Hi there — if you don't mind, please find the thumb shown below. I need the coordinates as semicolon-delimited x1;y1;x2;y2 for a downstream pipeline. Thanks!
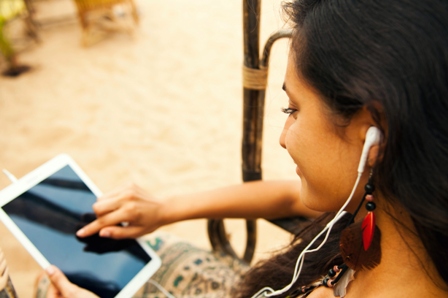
45;265;77;297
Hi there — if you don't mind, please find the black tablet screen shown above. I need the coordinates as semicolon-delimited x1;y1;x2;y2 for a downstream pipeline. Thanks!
2;165;151;298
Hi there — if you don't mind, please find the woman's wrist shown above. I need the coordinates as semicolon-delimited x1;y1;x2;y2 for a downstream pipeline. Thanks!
158;195;188;226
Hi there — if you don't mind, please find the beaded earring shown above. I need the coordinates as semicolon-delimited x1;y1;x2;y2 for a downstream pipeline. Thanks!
339;179;382;271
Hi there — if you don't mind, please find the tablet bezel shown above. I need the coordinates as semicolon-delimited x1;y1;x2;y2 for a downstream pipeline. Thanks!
0;154;161;298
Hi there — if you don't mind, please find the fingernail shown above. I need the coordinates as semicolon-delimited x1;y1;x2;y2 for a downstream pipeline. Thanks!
76;229;85;237
99;230;111;238
46;266;55;276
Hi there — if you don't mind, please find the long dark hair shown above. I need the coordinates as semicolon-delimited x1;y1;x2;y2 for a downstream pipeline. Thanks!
236;0;448;296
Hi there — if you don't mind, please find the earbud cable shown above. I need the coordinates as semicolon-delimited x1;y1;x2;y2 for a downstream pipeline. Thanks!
251;173;363;298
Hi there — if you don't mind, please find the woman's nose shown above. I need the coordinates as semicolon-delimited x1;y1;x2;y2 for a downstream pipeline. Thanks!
279;118;292;149
279;128;287;149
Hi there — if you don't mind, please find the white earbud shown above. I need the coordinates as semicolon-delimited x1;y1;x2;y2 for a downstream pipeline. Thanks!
357;126;381;174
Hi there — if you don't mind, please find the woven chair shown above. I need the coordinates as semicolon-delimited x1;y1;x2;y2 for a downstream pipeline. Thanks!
207;0;312;264
72;0;139;46
0;0;37;76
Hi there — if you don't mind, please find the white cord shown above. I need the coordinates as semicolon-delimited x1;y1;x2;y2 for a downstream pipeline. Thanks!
147;279;177;298
2;169;18;183
251;173;363;298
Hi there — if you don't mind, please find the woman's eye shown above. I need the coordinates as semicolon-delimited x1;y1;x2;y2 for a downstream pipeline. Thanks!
281;107;298;116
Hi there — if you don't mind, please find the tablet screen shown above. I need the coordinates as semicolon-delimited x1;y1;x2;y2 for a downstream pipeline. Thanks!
2;164;152;298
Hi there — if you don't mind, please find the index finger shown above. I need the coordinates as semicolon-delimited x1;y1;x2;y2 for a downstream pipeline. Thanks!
76;207;129;237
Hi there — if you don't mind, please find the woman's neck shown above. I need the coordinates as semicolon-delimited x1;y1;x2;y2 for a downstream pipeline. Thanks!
346;201;447;297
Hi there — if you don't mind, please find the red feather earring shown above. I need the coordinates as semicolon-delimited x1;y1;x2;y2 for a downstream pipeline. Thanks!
340;180;382;271
362;194;376;251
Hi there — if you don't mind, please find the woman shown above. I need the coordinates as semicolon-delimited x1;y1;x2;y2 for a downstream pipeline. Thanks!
40;0;448;297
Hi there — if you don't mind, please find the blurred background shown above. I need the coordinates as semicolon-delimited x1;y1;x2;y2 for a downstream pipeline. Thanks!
0;0;297;296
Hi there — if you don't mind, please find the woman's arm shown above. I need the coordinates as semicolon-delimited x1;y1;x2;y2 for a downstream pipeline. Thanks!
77;180;321;239
164;179;319;221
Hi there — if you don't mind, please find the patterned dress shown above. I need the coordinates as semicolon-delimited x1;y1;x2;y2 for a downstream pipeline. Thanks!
137;232;249;297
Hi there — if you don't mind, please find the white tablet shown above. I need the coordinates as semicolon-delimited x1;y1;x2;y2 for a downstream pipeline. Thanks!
0;154;161;298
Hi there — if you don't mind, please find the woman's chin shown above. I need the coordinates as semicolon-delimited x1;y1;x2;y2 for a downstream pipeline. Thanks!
301;193;340;213
295;165;303;176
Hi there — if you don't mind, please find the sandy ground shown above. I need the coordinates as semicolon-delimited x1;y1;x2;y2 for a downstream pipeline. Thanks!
0;0;298;296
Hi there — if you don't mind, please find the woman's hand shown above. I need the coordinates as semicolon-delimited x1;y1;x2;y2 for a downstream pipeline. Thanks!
44;266;98;298
76;183;167;239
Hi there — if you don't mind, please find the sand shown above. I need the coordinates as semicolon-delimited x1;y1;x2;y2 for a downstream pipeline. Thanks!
0;0;298;296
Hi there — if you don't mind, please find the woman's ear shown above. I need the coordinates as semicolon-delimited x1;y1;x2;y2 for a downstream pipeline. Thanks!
355;104;386;170
365;102;386;167
357;126;382;174
367;144;381;167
